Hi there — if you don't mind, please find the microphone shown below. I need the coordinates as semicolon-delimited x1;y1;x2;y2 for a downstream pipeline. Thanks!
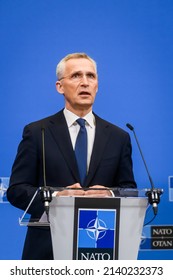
40;127;52;220
126;123;163;215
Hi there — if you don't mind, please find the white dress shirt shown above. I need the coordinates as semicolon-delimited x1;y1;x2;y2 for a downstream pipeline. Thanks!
63;108;96;171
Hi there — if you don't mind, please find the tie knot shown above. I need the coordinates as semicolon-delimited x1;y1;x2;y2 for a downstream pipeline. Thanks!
76;118;86;128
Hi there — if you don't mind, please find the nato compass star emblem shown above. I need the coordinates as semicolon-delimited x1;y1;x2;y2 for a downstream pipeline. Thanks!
86;217;108;242
78;209;116;250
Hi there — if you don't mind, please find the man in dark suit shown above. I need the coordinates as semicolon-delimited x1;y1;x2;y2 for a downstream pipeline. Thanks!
7;52;136;260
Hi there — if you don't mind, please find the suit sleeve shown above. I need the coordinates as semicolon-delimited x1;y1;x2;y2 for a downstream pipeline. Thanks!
7;125;44;217
116;133;137;188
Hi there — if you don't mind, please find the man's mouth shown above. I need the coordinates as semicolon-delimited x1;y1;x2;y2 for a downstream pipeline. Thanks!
78;91;91;96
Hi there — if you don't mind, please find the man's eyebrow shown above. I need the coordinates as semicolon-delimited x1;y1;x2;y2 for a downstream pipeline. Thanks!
70;70;82;75
69;70;97;77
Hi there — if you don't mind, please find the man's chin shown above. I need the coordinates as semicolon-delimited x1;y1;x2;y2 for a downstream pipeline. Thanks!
74;102;93;111
78;101;93;108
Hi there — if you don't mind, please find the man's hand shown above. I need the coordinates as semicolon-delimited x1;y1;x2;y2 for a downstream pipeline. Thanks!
56;183;85;196
84;185;112;197
56;184;113;197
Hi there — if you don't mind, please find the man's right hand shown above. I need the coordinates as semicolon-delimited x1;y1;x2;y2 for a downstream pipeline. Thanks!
56;183;85;196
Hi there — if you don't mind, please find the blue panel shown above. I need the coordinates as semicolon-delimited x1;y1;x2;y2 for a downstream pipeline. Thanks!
1;0;173;259
77;209;116;249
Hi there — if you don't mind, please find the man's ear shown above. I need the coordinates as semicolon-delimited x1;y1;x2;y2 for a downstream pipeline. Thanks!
55;81;64;94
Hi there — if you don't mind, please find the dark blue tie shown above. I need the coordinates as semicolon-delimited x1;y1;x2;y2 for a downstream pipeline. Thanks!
75;118;87;185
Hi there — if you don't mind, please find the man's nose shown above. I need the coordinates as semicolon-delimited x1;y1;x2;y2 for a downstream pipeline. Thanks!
80;74;89;85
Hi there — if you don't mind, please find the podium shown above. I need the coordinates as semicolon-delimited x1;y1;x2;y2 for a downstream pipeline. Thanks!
49;195;148;260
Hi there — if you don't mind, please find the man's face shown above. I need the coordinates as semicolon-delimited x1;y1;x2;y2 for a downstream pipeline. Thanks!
56;58;98;114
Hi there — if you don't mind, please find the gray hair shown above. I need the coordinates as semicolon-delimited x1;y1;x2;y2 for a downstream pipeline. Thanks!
56;53;97;80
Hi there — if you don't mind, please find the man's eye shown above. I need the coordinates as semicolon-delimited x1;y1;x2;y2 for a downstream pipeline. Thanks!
88;73;95;79
71;73;81;79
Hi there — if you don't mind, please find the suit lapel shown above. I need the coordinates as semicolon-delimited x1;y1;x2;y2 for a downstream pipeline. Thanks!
48;111;80;182
85;115;111;186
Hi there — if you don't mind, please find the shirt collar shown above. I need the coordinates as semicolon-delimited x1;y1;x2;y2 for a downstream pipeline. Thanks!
63;108;95;128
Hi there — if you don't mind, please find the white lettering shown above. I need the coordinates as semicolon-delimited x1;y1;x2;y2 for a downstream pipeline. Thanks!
152;240;172;247
80;252;111;260
153;228;173;236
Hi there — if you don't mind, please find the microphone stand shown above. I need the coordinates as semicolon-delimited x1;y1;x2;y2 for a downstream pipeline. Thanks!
40;127;52;222
145;188;162;215
126;123;163;216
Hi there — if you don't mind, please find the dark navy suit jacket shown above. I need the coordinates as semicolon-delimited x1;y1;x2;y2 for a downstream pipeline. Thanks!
7;110;136;259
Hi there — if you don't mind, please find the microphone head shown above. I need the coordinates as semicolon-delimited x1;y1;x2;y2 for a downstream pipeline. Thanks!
126;123;134;131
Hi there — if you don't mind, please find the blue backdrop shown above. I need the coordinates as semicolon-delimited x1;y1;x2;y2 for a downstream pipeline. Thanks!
1;0;173;259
